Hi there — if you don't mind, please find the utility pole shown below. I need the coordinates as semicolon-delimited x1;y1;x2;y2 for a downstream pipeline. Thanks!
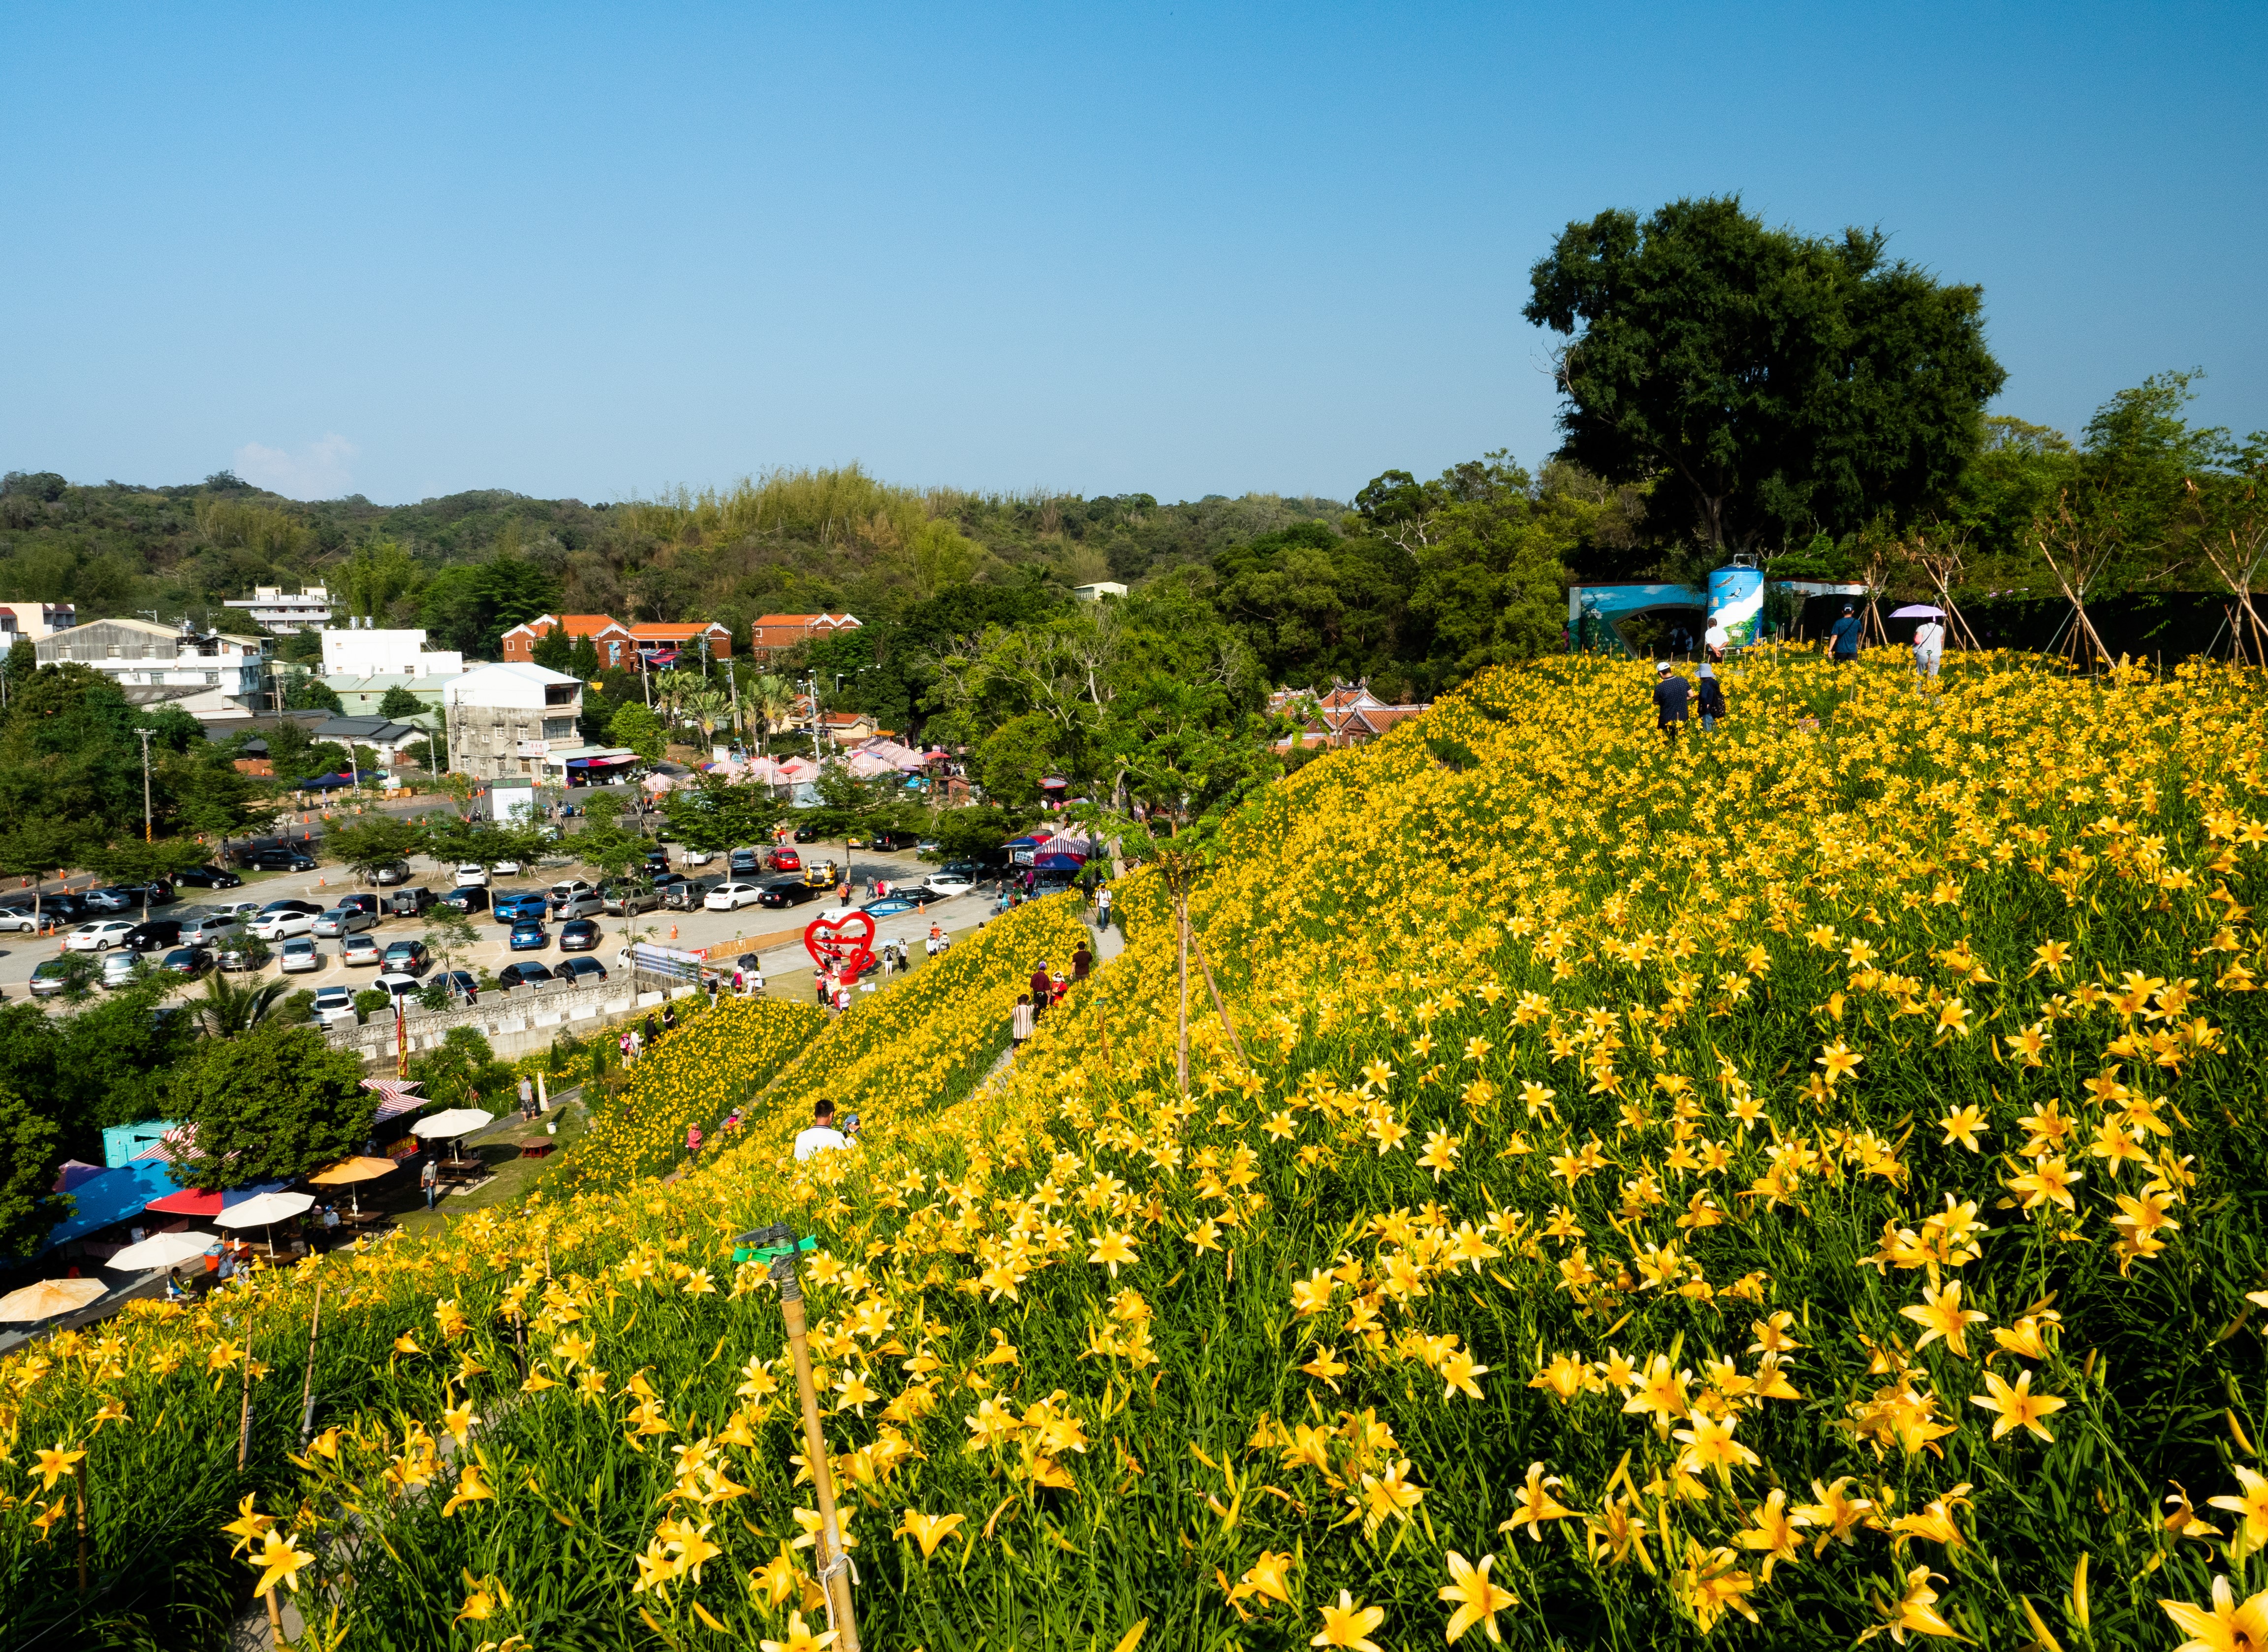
724;654;740;752
137;728;155;843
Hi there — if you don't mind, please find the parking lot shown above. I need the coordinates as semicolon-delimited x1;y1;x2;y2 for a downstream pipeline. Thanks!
0;842;1016;1013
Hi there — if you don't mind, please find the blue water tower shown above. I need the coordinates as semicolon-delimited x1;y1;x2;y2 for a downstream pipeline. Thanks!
1705;563;1765;649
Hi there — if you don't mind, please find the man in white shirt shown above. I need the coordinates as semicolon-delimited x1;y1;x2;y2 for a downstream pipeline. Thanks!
793;1099;852;1162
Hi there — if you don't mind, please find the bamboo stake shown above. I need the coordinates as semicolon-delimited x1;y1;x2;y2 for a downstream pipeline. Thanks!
236;1340;255;1474
264;1585;285;1648
74;1457;89;1596
297;1287;323;1444
771;1256;861;1652
1189;929;1247;1068
1175;889;1190;1099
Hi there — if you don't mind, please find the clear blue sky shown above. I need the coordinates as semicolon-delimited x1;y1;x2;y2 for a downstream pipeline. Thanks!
5;1;2262;506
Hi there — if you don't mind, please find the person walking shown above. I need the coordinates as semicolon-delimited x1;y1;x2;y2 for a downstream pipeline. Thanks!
1072;940;1093;982
1011;993;1036;1047
1827;603;1865;664
1695;663;1727;733
517;1074;535;1120
662;1003;677;1034
794;1100;851;1161
1913;615;1946;679
420;1157;440;1211
1652;663;1690;749
1096;886;1112;933
1030;961;1053;1012
685;1123;702;1160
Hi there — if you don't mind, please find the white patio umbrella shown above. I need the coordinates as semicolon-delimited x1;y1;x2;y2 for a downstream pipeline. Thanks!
214;1190;316;1257
108;1229;220;1272
0;1277;106;1323
412;1109;494;1140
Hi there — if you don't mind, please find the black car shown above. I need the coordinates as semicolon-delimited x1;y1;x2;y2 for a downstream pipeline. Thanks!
497;961;555;991
170;864;244;890
793;825;819;842
757;879;821;909
159;945;216;977
644;849;671;876
556;956;608;985
439;885;491;914
559;918;600;951
245;847;318;872
869;829;921;851
123;920;185;952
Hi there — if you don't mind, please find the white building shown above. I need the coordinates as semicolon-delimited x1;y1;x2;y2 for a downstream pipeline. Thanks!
441;662;583;780
35;617;272;718
0;602;75;644
319;626;463;679
320;673;446;719
222;585;334;634
1071;581;1128;603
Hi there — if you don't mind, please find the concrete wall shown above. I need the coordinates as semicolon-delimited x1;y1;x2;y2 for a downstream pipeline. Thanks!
327;977;701;1065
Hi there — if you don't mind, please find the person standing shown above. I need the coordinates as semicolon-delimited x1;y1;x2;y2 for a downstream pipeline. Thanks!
794;1100;851;1161
517;1074;535;1119
1011;993;1036;1047
1827;604;1865;663
1652;663;1690;749
420;1157;439;1211
1030;961;1053;1012
685;1123;702;1160
1072;941;1093;982
1695;663;1727;733
1096;886;1113;933
1913;615;1945;679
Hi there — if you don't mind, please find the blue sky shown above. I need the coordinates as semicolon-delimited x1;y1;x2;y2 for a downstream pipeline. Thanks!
5;2;2262;506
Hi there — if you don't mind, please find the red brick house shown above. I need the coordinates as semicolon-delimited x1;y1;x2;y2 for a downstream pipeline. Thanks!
749;613;861;662
500;614;636;670
629;621;732;663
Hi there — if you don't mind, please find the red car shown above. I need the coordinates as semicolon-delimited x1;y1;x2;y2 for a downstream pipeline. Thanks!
767;847;803;872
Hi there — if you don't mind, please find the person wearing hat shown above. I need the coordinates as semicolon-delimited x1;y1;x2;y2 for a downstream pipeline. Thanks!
1652;662;1691;748
1827;603;1865;663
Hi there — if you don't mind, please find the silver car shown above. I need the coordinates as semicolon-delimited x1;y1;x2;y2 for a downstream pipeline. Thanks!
99;950;145;989
312;906;378;938
278;936;323;973
340;934;384;966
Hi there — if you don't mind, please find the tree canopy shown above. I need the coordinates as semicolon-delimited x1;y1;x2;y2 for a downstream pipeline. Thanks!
163;1023;374;1191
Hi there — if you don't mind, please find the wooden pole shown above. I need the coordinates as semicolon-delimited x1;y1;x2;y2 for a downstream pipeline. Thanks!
264;1586;284;1647
773;1259;861;1652
237;1340;255;1474
74;1457;90;1596
1175;887;1190;1100
297;1287;323;1444
1189;929;1247;1068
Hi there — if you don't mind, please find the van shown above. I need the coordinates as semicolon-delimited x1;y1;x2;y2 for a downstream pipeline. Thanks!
385;887;437;918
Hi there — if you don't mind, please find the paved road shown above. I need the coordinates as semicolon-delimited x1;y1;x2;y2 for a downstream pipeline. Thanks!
0;840;1036;1012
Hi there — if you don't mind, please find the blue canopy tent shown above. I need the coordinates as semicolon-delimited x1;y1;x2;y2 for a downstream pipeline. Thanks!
40;1157;186;1250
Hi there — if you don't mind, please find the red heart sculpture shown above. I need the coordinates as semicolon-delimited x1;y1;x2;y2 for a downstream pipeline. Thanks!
804;911;877;980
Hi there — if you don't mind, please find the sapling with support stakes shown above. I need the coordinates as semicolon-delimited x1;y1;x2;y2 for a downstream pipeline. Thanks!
735;1223;862;1652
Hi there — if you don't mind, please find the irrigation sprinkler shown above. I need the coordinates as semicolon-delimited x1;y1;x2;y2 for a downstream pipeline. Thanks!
734;1223;861;1652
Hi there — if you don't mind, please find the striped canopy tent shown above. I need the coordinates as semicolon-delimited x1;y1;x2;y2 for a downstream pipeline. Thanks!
361;1077;427;1124
854;738;926;771
844;749;900;779
773;757;820;784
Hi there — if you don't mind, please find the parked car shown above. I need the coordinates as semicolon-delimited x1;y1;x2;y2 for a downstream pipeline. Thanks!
491;858;524;876
757;880;822;909
498;961;554;991
507;921;549;952
312;907;378;938
861;893;925;917
160;945;216;977
493;892;549;924
869;829;922;852
793;825;819;842
123;920;185;952
455;864;491;888
339;934;383;966
278;936;324;973
559;918;600;951
100;950;146;988
679;845;716;866
252;906;319;941
213;899;267;921
311;985;357;1029
644;848;670;876
66;920;138;952
372;971;421;1001
170;864;245;890
31;892;91;924
600;881;661;916
439;885;490;914
245;846;318;872
547;878;596;907
922;872;975;897
727;848;762;876
382;940;431;975
30;959;84;997
82;887;138;914
385;887;437;918
554;888;605;920
0;905;43;933
705;882;766;912
556;956;608;985
216;939;272;972
337;893;381;918
767;847;803;872
433;969;479;1005
368;862;412;886
179;913;245;945
661;877;710;911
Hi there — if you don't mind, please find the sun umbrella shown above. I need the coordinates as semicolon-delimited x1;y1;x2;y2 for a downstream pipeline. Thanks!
108;1229;220;1272
0;1277;106;1324
309;1155;398;1217
412;1109;495;1140
215;1190;316;1257
1889;604;1944;619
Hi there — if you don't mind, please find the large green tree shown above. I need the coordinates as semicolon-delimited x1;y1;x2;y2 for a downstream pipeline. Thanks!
659;778;783;857
0;1084;72;1260
163;1023;374;1190
322;815;428;884
1523;195;2006;557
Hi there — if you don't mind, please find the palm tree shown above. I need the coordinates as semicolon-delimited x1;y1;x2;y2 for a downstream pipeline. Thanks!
743;674;796;755
686;687;731;753
196;972;292;1037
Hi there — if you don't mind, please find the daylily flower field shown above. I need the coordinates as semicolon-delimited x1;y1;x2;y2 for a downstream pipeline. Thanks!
5;647;2268;1651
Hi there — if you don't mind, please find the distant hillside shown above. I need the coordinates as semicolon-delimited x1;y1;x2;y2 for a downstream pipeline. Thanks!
0;465;1345;655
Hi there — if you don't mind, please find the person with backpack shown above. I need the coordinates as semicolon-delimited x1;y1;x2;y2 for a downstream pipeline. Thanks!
1827;603;1865;663
1652;663;1691;749
1696;663;1728;732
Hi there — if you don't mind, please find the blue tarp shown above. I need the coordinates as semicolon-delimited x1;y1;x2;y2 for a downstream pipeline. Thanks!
41;1158;186;1249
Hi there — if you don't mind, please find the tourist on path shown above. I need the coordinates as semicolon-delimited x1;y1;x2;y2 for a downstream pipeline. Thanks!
1914;616;1946;678
1011;994;1035;1047
1652;663;1690;749
1696;664;1727;733
1827;603;1865;663
794;1100;850;1162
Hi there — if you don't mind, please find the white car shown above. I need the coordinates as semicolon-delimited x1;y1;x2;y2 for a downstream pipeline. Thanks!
311;985;356;1028
212;900;267;921
100;950;146;988
705;882;765;911
922;873;975;897
547;879;595;905
251;908;318;941
454;864;491;888
373;971;420;1000
492;859;524;876
66;920;137;952
680;846;716;866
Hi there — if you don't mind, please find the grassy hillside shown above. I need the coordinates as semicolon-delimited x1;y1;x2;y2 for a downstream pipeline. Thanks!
5;648;2267;1651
